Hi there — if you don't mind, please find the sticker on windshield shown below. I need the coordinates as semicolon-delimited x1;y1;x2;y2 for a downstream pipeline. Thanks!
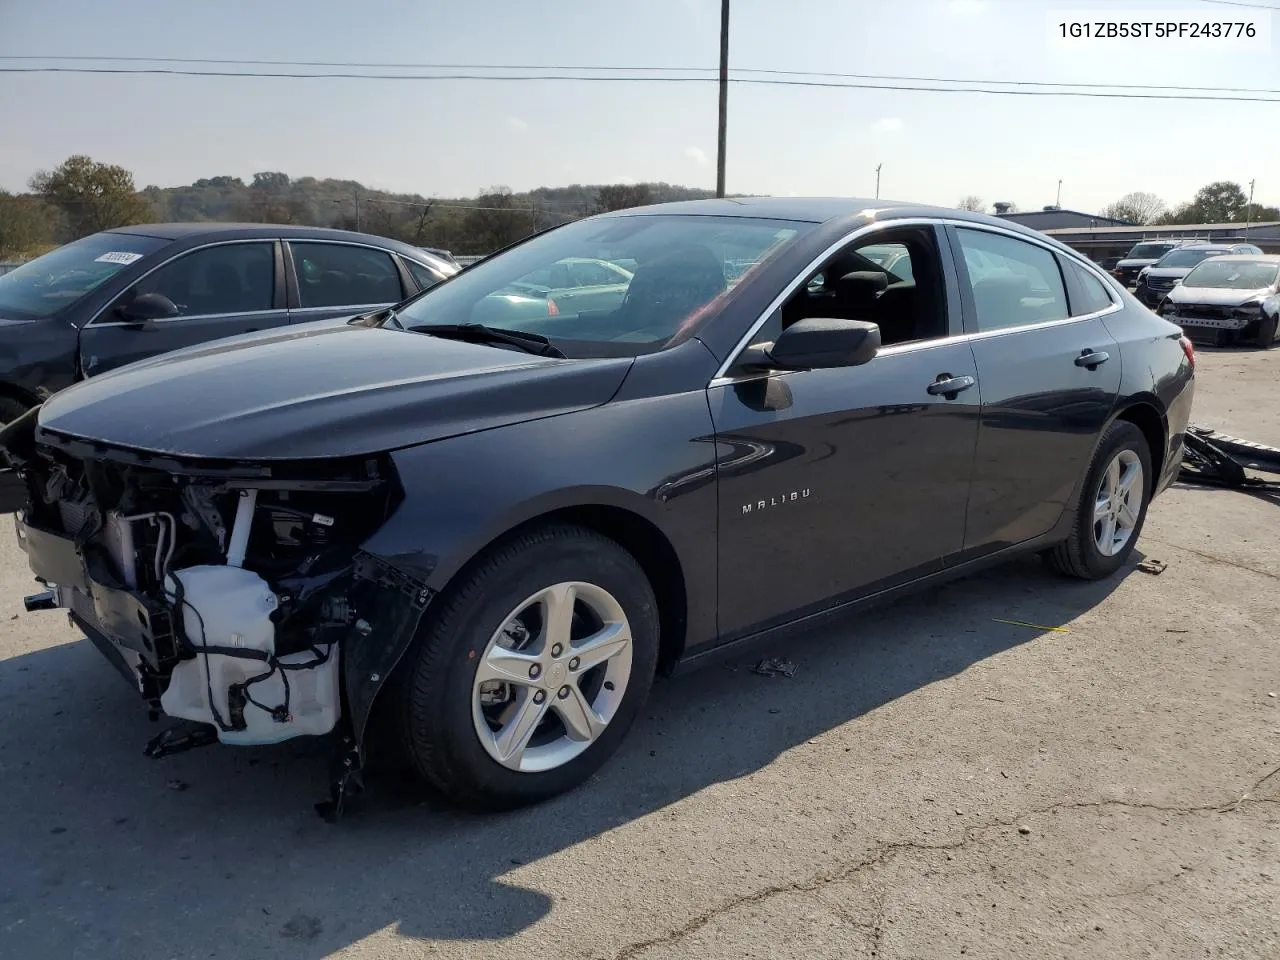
94;251;145;266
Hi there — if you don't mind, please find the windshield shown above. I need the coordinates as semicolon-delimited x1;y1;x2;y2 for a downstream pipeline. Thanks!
1127;243;1174;260
1182;260;1280;290
395;214;813;356
0;232;167;319
1156;249;1224;269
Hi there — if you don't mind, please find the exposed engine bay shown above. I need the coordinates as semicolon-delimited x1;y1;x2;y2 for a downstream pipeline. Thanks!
2;409;432;818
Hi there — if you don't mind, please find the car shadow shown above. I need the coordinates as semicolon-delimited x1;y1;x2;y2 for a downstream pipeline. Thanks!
0;551;1140;957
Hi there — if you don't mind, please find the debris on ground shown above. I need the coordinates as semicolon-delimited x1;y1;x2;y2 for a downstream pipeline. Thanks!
1137;559;1168;575
1017;825;1032;835
753;656;798;678
992;618;1069;633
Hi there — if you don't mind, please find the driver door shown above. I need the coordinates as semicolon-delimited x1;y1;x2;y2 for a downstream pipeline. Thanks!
78;240;290;378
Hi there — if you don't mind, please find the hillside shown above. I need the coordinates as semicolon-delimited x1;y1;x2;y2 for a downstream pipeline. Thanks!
139;175;728;254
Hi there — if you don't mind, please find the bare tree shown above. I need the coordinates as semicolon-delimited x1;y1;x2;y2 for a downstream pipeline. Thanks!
1098;191;1166;225
957;195;985;213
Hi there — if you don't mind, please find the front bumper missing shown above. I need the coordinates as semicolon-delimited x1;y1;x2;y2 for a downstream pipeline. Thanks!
1180;425;1280;492
15;510;436;820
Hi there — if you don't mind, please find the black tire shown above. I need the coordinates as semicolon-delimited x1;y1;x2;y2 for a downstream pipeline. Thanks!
1046;420;1153;580
1254;313;1278;349
0;396;30;428
388;523;660;810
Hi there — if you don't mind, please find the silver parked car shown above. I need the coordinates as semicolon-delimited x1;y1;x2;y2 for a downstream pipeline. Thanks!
1159;254;1280;348
1135;242;1263;307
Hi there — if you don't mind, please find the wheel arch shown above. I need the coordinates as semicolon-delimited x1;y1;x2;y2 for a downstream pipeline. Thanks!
1110;398;1167;494
0;380;41;415
403;493;692;678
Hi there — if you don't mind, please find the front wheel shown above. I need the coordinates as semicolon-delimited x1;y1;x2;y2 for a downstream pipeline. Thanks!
1046;420;1152;580
390;524;659;810
1254;313;1278;349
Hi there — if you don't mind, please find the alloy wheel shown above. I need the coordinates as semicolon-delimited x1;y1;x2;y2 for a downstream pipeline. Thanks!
1093;448;1144;557
471;581;633;773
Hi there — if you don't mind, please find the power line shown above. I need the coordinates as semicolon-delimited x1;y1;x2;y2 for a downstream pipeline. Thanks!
4;56;1280;96
1191;0;1280;10
3;66;1279;102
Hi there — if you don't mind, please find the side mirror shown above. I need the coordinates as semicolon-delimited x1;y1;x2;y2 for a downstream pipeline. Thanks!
116;292;179;326
741;317;881;371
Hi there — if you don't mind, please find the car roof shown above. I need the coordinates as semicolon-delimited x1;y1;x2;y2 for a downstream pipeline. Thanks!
105;222;438;260
1194;254;1280;263
595;196;1074;250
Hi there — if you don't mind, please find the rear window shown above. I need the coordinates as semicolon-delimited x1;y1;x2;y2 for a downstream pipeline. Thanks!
0;232;167;319
1156;249;1224;269
1127;243;1173;259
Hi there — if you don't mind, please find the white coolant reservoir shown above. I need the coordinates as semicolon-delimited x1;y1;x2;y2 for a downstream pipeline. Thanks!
160;565;341;745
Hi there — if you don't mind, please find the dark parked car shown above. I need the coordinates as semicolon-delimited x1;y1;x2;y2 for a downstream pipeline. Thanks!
0;223;457;423
1135;242;1263;308
3;198;1195;813
1111;240;1181;287
1159;255;1280;347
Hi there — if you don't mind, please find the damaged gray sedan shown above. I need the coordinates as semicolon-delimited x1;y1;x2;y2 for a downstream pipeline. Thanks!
0;199;1195;816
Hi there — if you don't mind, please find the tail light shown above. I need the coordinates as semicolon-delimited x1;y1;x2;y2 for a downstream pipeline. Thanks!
545;297;559;316
1179;335;1195;370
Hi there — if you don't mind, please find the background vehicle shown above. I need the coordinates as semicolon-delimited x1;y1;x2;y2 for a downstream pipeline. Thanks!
1111;240;1179;287
1135;242;1263;307
1159;255;1280;347
471;256;633;325
0;223;458;424
5;198;1194;814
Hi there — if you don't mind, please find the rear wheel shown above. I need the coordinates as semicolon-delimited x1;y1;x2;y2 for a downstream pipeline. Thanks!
390;524;659;809
1046;420;1152;580
1255;314;1278;349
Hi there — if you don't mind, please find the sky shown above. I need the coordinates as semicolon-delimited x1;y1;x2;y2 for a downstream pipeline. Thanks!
1;0;1278;214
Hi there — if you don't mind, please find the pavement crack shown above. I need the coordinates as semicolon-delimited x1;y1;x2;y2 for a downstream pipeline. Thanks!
607;788;1279;960
1143;537;1280;582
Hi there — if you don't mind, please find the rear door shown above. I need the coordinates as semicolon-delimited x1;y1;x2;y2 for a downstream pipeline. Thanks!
78;240;288;378
285;240;410;324
947;225;1123;557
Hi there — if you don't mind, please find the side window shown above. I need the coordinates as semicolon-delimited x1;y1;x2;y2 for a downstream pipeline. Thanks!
293;243;404;308
571;261;626;287
127;243;275;317
405;259;442;291
1063;259;1115;316
766;227;948;350
954;228;1068;332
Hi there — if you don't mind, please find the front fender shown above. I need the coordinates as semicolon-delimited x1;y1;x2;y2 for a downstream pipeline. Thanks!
362;389;719;638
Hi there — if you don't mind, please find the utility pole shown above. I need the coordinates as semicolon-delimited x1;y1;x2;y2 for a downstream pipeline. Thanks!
715;0;730;198
1245;179;1255;238
354;186;362;232
875;163;882;199
1056;179;1062;207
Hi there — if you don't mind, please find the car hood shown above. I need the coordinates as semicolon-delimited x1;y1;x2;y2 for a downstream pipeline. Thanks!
34;321;634;460
1167;285;1274;307
1117;258;1159;269
1144;267;1195;279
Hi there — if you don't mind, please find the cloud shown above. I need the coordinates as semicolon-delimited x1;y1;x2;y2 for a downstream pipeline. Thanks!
871;117;904;134
505;116;529;133
944;0;988;15
685;146;710;167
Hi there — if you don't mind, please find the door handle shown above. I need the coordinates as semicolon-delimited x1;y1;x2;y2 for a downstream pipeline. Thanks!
926;374;976;399
1075;349;1110;369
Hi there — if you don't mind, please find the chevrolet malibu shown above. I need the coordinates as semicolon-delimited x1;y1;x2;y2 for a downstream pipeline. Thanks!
1;198;1196;813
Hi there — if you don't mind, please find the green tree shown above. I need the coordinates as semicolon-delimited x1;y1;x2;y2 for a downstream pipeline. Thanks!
1158;181;1249;225
596;183;653;213
956;195;985;213
461;187;541;254
28;155;154;239
0;191;54;260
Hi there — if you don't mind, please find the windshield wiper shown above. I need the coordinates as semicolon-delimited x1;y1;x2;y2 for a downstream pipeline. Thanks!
414;323;566;359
